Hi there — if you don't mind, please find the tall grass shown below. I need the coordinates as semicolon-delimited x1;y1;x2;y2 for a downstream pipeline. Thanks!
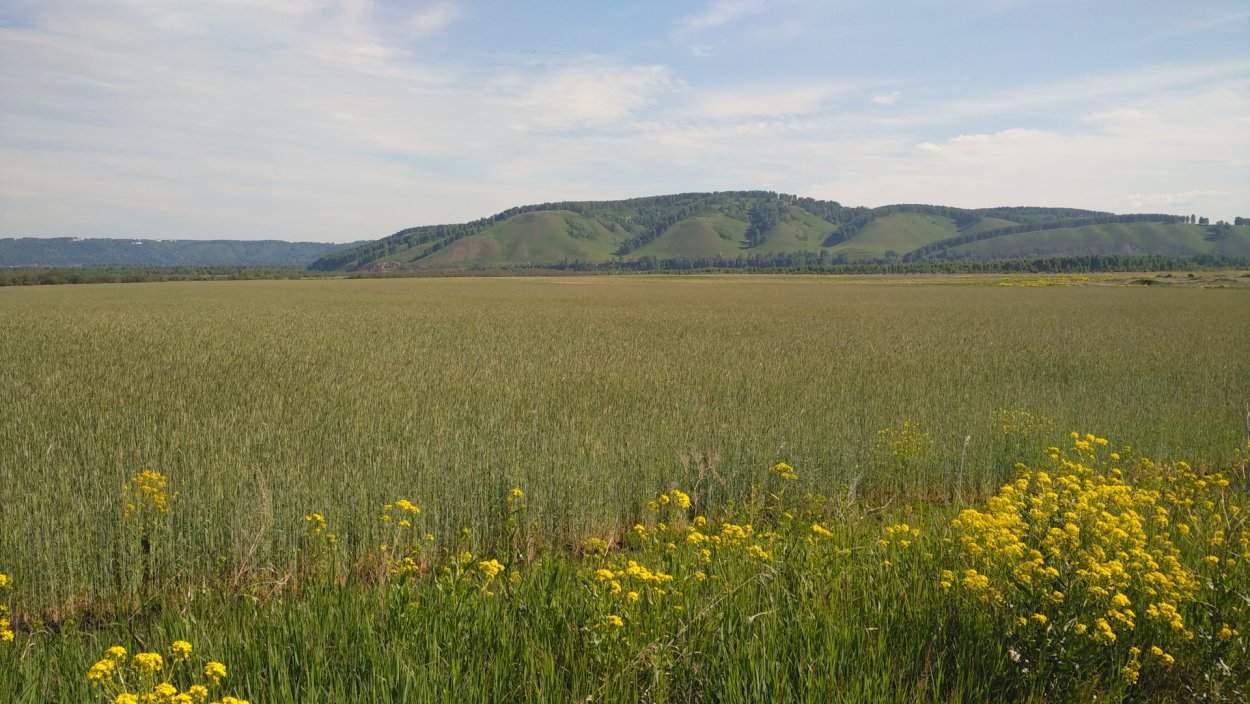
0;278;1245;700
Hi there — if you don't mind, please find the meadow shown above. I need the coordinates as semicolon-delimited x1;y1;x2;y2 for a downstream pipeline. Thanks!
1;274;1248;702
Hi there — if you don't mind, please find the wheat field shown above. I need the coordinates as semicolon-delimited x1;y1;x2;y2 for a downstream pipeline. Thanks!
1;275;1247;702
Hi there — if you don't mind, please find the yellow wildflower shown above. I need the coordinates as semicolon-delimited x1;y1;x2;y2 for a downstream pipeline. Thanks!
768;462;798;481
87;658;117;683
477;559;504;580
132;652;163;674
204;661;227;684
171;640;192;660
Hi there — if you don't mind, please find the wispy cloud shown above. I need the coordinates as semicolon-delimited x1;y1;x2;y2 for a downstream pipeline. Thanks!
1133;9;1250;44
872;91;903;105
405;2;461;38
681;0;769;30
847;87;1250;213
491;59;680;131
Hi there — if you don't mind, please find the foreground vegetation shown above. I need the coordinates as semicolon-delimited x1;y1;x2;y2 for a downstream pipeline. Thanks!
2;276;1248;700
2;436;1247;701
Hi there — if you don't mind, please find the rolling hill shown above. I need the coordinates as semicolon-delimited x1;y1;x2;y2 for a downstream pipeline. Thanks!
0;237;359;268
312;192;1248;272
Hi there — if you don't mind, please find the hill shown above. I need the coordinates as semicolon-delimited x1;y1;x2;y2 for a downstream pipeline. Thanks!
0;237;358;268
942;222;1250;259
313;192;1247;272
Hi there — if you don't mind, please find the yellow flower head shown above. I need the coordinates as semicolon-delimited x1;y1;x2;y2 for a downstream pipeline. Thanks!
87;658;117;683
768;462;798;481
171;640;192;660
132;652;163;674
204;661;227;684
606;615;624;628
478;559;504;580
123;470;175;519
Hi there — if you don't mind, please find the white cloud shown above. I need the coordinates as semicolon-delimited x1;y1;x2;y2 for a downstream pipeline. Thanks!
813;87;1250;220
872;91;903;105
681;0;769;30
490;59;680;131
918;60;1250;125
404;2;461;39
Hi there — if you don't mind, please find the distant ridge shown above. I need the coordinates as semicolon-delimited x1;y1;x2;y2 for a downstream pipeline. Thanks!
0;237;360;268
309;191;1248;272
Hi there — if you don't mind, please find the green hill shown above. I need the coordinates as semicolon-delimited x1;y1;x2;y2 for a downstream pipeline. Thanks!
826;213;958;261
945;222;1250;259
626;215;746;260
0;237;358;268
959;217;1019;236
308;192;1245;271
407;211;623;269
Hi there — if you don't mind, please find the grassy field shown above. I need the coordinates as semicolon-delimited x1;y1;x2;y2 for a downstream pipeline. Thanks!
2;275;1248;702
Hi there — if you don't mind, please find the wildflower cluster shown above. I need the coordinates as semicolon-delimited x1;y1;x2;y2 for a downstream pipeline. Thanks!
86;640;248;704
768;462;798;481
296;512;338;579
871;420;931;472
123;470;175;523
585;480;807;640
945;432;1244;687
379;498;429;579
646;488;692;512
0;572;13;643
302;513;335;543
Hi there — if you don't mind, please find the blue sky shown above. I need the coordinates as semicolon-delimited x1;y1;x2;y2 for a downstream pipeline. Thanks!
1;0;1247;242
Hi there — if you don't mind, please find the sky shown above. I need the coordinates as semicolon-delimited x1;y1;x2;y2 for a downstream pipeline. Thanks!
1;1;1248;243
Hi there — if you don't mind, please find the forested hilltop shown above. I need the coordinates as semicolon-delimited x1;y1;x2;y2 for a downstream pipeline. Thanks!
0;237;358;268
311;191;1250;272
